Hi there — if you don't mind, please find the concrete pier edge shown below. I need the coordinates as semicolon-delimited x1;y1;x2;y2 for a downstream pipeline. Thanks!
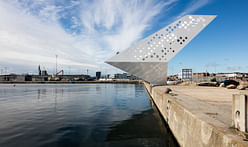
143;82;248;147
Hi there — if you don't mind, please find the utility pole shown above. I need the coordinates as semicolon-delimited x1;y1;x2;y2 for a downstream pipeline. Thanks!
87;69;88;75
55;55;58;74
214;65;216;74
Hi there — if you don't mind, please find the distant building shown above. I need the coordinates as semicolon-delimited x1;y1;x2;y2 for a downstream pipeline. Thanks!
32;75;48;81
225;73;237;78
100;74;110;79
127;74;140;80
178;69;193;81
96;71;101;80
0;74;29;82
194;72;210;78
114;73;127;79
25;75;32;81
167;75;179;80
41;70;48;76
38;65;41;76
215;73;226;77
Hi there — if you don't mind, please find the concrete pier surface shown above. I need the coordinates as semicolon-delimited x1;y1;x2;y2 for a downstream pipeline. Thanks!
144;82;248;147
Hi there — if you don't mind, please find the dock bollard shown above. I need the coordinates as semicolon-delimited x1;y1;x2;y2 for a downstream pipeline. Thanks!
232;94;248;132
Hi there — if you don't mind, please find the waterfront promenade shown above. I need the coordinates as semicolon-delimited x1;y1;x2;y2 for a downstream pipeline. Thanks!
144;83;248;147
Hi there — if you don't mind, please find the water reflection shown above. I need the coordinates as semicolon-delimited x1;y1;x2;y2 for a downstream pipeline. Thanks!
105;101;178;147
0;84;178;147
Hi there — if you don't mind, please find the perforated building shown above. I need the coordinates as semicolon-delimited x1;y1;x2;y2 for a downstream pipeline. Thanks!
106;15;216;85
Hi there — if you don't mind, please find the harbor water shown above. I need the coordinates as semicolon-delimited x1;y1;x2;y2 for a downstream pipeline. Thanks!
0;84;178;147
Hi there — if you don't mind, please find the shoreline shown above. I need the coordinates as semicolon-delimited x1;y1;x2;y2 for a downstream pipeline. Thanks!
0;80;143;84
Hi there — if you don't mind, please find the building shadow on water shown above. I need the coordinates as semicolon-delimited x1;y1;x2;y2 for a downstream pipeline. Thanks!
53;104;179;147
104;101;179;147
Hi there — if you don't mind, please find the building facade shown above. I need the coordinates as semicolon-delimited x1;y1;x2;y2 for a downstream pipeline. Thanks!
106;15;216;85
96;72;101;80
178;69;193;81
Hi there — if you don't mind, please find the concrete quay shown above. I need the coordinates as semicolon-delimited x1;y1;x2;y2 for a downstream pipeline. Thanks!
144;82;248;147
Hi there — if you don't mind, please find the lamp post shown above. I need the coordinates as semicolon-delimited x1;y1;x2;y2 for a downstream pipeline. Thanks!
55;55;58;74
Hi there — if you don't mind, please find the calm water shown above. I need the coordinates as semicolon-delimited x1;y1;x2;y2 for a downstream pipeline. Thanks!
0;84;178;147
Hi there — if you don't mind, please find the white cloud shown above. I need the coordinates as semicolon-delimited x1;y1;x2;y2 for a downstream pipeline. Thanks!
0;0;98;74
80;0;177;51
0;0;179;75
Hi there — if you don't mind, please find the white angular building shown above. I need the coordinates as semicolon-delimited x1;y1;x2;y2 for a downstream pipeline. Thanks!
106;15;216;85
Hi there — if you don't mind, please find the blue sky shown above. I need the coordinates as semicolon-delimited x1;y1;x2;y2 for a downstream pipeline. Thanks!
0;0;247;75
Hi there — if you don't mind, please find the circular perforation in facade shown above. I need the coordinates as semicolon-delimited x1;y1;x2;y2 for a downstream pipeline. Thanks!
166;24;178;33
177;36;188;45
132;15;212;62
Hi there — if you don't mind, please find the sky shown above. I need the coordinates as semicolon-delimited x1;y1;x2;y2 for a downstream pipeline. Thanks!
0;0;247;76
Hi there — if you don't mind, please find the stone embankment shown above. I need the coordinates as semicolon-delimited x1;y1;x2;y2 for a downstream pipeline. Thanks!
144;82;248;147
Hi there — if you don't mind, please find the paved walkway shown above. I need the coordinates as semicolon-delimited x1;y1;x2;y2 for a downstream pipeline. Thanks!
154;85;248;145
